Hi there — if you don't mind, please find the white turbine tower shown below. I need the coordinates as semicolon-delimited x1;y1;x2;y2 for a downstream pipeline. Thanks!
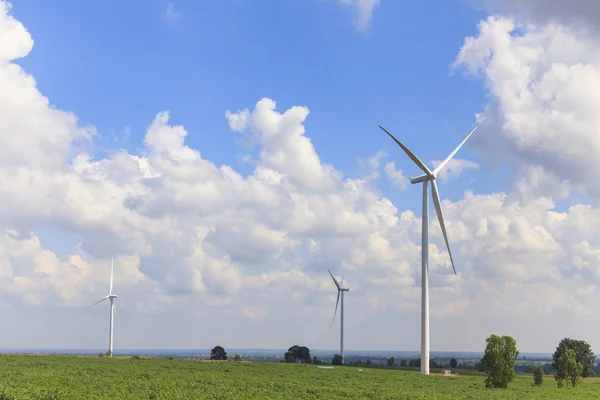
379;125;477;375
88;258;119;357
328;269;349;363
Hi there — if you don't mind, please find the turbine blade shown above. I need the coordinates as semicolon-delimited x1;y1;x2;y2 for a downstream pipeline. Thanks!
431;180;456;275
328;269;340;289
333;290;341;323
86;295;109;309
378;125;432;176
108;258;114;295
432;126;477;177
340;269;346;289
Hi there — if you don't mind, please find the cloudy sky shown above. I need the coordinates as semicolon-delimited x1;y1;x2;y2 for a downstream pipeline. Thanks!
2;0;600;353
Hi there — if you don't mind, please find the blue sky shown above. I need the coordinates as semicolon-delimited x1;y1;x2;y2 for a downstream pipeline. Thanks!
10;0;493;260
12;0;486;180
4;0;600;353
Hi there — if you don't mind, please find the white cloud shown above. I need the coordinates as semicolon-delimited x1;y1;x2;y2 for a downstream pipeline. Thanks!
384;161;407;189
338;0;380;32
453;15;600;202
165;1;182;22
358;150;387;181
359;150;387;171
0;1;32;62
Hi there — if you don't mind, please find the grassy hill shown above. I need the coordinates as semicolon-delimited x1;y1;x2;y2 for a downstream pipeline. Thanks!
0;355;599;399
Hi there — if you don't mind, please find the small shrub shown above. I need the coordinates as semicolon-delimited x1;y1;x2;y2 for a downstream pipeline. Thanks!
131;355;141;360
233;354;242;362
533;365;544;386
167;356;174;360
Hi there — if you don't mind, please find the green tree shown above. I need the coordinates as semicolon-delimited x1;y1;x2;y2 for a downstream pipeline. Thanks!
233;354;242;362
210;346;227;361
366;359;373;367
400;359;407;367
480;334;519;389
552;338;595;378
533;365;544;386
332;354;343;365
555;349;583;388
387;357;395;366
284;345;311;363
450;358;458;369
312;356;321;365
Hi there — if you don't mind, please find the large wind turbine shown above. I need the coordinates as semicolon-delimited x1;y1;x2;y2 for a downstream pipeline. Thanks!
379;125;477;375
328;269;350;363
88;258;119;357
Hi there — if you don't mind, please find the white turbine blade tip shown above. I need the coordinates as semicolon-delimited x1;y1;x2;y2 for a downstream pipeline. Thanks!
378;125;432;176
432;126;478;177
431;181;457;275
109;258;114;294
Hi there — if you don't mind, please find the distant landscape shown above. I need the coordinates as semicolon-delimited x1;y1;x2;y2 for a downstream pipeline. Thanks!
0;348;560;371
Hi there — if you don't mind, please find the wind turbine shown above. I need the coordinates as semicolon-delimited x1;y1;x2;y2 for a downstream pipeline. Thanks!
328;269;350;363
87;258;119;357
378;125;477;375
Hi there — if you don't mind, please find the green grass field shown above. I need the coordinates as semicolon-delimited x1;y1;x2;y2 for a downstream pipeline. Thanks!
0;355;599;399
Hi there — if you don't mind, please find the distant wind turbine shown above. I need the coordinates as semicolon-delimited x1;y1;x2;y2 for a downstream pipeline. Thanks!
328;269;350;364
378;125;477;375
87;257;119;357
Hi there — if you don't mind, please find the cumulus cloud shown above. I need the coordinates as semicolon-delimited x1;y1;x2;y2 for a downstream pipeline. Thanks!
384;161;408;189
358;151;387;181
453;15;600;202
0;1;32;62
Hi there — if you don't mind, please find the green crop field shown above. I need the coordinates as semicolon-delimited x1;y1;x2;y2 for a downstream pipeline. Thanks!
0;355;599;400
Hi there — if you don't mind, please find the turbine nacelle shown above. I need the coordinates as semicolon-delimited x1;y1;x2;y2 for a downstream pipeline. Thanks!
410;174;431;184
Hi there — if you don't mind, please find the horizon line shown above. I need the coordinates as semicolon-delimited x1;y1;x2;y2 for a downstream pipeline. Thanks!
0;347;557;355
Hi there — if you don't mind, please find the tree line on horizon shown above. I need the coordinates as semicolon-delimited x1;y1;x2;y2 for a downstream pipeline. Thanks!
210;336;596;390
